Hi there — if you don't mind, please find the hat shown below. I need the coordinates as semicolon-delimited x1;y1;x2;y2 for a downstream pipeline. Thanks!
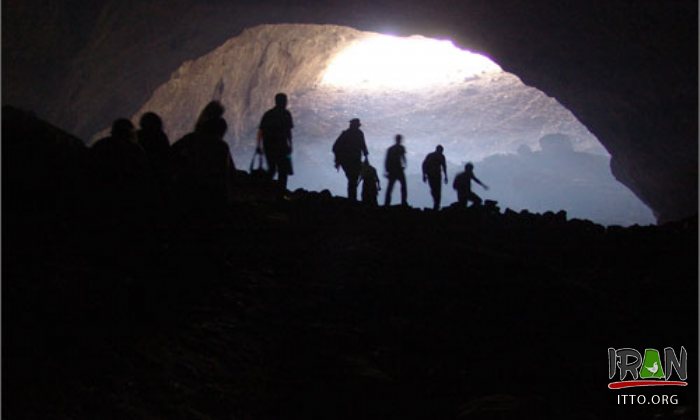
349;118;361;126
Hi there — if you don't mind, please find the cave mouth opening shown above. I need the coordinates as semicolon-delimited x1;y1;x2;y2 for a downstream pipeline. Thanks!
132;23;655;226
320;33;501;91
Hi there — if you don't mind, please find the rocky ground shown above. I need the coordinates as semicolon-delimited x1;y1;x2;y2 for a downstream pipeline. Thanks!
3;107;697;419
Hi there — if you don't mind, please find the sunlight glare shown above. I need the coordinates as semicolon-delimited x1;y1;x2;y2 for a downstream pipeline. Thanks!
321;34;501;90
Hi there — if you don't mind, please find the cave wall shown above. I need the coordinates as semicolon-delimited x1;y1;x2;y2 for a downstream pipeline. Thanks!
3;0;697;222
125;24;365;145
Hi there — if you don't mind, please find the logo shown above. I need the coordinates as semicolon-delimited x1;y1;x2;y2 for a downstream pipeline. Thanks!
608;347;688;389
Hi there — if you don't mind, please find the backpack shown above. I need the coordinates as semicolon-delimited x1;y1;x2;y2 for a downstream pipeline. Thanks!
332;131;349;166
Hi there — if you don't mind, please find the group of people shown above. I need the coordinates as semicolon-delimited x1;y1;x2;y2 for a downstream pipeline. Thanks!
332;118;489;210
91;92;489;217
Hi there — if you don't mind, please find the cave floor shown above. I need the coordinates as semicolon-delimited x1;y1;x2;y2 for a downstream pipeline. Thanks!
4;195;698;419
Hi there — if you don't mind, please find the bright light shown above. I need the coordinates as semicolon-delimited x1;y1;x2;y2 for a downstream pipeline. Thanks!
321;34;501;90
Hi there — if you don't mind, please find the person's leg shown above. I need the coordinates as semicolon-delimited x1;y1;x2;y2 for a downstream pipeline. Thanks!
265;151;278;180
399;172;407;205
278;171;288;191
429;176;441;210
457;190;467;207
343;165;359;201
435;181;442;210
348;172;359;201
469;191;482;206
385;176;396;206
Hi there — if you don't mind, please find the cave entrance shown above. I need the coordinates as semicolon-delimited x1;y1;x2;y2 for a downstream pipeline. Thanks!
133;24;654;226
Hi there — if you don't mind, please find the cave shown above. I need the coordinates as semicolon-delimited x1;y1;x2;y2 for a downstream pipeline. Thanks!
108;23;650;225
2;2;697;419
4;0;697;223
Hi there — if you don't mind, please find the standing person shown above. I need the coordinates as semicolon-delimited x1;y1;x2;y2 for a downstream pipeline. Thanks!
91;118;153;228
137;112;171;189
453;162;489;207
171;101;236;214
332;118;368;201
137;112;170;165
422;145;448;210
384;134;407;206
257;93;294;191
359;159;381;206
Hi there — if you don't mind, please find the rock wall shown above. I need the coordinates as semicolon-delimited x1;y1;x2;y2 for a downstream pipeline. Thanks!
129;24;364;145
3;0;697;222
126;25;601;157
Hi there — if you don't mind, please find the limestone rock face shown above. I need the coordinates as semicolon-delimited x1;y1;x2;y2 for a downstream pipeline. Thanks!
131;25;365;146
127;24;602;160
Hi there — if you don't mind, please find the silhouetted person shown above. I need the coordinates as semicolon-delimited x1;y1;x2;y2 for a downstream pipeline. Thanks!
257;93;293;192
422;145;448;210
172;100;226;157
332;118;369;201
384;134;407;206
453;162;489;207
137;112;170;185
359;159;380;206
195;100;225;131
92;118;149;187
172;102;236;214
91;118;152;225
137;112;169;161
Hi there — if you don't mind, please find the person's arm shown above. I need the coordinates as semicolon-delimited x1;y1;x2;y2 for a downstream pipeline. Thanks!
361;133;369;158
441;156;448;183
472;174;489;190
287;112;294;153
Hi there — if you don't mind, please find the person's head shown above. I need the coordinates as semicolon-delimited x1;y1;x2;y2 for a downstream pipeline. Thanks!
349;118;361;128
395;134;403;145
139;112;163;132
275;93;288;108
200;117;228;139
436;145;444;153
464;162;474;171
196;101;225;130
111;118;135;141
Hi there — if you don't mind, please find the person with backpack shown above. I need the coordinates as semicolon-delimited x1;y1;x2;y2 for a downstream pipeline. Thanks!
332;118;368;201
422;145;448;210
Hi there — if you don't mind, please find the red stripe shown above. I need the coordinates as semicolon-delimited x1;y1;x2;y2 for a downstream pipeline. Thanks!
608;381;688;389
